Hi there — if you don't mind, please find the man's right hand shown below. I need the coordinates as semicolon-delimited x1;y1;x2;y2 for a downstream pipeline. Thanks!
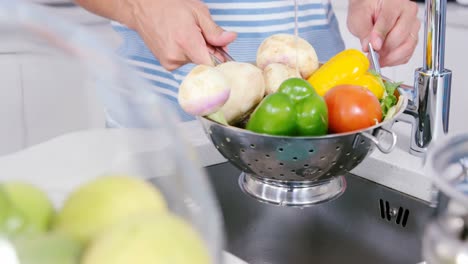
122;0;237;70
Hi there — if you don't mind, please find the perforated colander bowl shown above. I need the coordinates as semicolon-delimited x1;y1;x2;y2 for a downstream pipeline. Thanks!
199;95;408;206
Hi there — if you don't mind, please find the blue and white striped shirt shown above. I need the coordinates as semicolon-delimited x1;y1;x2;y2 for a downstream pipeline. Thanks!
111;0;345;123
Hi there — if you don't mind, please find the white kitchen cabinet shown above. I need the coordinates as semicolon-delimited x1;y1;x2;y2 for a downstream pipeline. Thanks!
0;53;107;155
0;55;24;155
20;53;106;147
0;4;117;151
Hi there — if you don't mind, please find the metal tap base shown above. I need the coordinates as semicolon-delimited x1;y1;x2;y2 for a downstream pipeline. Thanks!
412;69;452;154
238;173;346;207
398;69;452;157
402;0;452;156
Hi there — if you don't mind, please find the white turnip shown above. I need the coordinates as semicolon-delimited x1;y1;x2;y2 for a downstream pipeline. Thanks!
263;63;301;95
256;34;319;79
178;65;230;123
216;62;265;124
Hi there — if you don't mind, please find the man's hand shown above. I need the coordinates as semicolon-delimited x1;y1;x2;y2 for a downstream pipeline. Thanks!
122;0;237;70
76;0;236;70
347;0;421;67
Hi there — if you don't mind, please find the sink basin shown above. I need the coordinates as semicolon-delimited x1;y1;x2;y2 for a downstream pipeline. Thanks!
205;163;435;264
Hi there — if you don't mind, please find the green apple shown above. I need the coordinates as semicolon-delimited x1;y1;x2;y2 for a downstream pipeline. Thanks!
2;182;55;233
0;188;11;230
0;187;28;236
53;175;167;243
82;213;211;264
11;232;82;264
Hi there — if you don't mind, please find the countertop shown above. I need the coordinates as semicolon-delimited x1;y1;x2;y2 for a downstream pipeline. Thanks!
0;126;248;264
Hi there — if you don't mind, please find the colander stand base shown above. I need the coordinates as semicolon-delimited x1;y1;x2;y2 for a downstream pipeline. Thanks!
238;173;347;207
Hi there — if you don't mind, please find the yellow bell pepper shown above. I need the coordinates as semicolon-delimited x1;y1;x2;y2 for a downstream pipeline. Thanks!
344;72;385;99
307;49;370;96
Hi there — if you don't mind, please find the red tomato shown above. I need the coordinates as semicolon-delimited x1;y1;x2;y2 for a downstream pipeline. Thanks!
324;85;382;133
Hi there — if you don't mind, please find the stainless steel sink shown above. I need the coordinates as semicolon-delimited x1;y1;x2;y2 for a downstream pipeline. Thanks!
206;162;435;264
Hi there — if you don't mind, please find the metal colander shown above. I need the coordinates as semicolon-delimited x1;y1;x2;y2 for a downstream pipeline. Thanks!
199;95;408;207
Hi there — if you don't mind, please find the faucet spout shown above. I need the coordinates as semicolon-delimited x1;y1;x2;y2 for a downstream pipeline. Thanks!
400;0;452;156
423;0;447;72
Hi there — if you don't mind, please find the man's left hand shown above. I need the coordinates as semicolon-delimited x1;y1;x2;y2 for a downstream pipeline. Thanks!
347;0;421;67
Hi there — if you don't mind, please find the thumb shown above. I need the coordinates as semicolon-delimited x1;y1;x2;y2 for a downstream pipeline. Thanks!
198;15;237;47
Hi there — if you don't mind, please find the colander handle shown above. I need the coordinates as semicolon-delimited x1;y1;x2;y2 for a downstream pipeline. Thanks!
360;127;397;154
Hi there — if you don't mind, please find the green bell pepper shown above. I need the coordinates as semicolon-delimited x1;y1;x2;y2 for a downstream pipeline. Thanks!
246;78;328;136
295;95;328;136
246;93;296;136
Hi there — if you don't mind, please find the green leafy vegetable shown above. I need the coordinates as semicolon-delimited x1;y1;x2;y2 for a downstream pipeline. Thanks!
381;80;403;118
369;71;403;118
384;80;402;98
368;69;382;79
381;94;397;112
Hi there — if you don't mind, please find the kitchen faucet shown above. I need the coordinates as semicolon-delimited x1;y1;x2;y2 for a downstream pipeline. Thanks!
399;0;452;156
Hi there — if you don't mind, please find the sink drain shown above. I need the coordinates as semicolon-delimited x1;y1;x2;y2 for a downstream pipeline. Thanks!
379;199;410;227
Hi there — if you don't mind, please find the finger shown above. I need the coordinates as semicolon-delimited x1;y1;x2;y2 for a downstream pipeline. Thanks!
139;33;188;71
206;45;231;64
197;12;237;47
370;1;403;50
346;2;374;52
381;1;419;53
379;20;420;67
159;46;190;71
161;60;187;71
178;25;213;66
379;33;418;67
347;14;373;51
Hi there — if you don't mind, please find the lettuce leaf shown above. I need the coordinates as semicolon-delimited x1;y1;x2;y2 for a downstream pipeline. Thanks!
369;70;403;118
381;80;403;118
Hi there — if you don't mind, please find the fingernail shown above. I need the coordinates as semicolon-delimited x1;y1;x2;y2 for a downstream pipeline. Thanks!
222;31;237;39
373;37;383;50
221;31;231;37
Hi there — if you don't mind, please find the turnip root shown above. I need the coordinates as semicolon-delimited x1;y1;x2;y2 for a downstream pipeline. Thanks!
216;62;265;124
256;34;319;79
178;65;230;124
263;63;301;95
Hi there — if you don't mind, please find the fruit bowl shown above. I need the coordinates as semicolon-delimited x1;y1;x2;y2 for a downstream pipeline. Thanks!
0;1;224;263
